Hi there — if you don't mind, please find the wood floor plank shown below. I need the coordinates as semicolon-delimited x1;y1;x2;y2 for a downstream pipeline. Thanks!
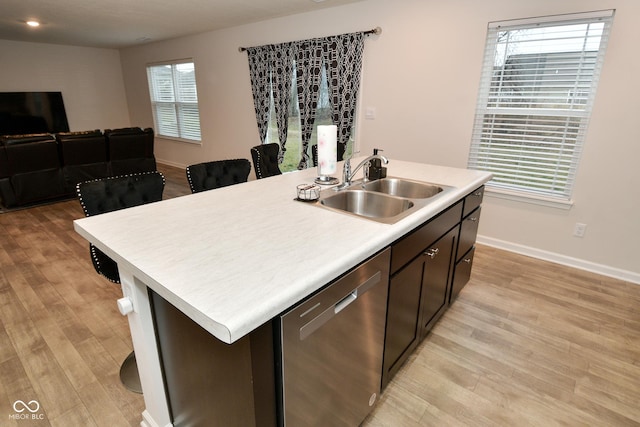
77;380;133;427
391;360;506;427
49;403;96;427
364;394;426;426
473;372;599;426
33;315;97;391
435;316;578;393
0;357;49;427
7;341;80;421
575;370;640;422
450;301;591;378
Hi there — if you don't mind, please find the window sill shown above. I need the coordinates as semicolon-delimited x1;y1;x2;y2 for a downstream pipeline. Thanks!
485;187;573;210
157;135;202;145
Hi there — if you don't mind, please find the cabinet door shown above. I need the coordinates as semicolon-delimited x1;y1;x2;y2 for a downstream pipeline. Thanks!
451;247;475;303
420;228;457;336
458;206;481;261
382;258;424;388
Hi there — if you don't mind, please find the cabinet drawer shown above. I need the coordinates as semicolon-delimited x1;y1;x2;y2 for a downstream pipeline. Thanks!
450;247;475;303
457;206;481;261
391;201;462;273
463;186;484;218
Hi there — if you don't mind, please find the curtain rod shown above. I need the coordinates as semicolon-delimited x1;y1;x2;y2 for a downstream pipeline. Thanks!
238;26;382;52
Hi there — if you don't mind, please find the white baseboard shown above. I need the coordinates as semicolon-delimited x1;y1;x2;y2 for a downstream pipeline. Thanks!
140;410;172;427
156;159;186;169
477;235;640;285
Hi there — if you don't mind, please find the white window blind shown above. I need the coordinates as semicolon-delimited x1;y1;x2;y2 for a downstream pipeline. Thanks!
147;60;201;142
468;10;614;201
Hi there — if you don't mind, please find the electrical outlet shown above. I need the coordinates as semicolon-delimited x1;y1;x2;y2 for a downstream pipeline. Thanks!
573;222;587;237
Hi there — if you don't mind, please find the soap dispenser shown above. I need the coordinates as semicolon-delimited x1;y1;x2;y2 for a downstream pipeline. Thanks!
368;148;387;180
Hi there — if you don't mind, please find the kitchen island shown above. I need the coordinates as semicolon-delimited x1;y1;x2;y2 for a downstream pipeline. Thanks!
74;158;491;427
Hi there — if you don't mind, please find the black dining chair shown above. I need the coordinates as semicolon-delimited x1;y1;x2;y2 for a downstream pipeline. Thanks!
185;159;251;193
76;171;165;393
311;143;346;167
250;143;282;179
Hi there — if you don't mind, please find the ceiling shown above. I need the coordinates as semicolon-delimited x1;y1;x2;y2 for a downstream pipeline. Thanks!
0;0;364;49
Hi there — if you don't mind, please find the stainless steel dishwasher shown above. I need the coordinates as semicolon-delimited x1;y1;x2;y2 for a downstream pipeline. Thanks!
279;248;390;426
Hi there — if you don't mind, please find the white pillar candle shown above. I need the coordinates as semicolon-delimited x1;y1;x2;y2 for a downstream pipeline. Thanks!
317;125;337;176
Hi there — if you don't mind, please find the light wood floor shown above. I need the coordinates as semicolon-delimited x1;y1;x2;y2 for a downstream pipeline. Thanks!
1;164;638;426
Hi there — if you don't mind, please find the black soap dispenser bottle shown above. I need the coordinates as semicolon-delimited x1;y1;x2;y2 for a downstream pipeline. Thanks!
368;148;387;180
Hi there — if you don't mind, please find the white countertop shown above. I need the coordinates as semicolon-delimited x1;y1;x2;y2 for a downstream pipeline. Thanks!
74;158;491;344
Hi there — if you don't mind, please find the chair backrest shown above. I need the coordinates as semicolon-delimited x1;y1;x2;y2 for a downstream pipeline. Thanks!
186;159;251;193
76;171;165;283
311;143;347;167
250;143;282;179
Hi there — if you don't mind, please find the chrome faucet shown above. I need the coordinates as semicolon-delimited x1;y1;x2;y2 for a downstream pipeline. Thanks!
338;153;389;189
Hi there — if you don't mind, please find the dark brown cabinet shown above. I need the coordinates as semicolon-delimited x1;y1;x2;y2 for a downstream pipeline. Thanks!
382;202;461;388
451;247;475;302
457;206;481;260
383;257;423;387
420;227;458;336
382;185;486;389
450;186;484;304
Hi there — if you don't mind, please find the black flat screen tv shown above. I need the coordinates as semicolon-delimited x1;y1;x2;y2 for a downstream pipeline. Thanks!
0;92;70;135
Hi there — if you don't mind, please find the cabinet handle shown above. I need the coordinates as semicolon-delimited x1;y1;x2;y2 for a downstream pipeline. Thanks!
473;191;483;197
424;248;439;258
463;258;472;264
467;217;478;222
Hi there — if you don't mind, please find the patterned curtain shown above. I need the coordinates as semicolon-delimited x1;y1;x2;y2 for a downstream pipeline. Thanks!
324;33;365;160
245;31;369;168
294;38;325;169
271;42;295;162
246;46;272;144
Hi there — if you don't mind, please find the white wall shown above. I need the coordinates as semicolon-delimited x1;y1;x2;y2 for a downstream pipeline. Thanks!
118;0;639;281
0;39;130;130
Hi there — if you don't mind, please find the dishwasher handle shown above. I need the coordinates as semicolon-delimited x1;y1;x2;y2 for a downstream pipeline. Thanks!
299;270;382;340
334;291;357;314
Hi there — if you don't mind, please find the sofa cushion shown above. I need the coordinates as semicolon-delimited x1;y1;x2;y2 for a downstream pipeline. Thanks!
0;133;55;146
56;130;108;165
4;138;61;174
105;127;154;160
10;169;66;205
0;144;8;179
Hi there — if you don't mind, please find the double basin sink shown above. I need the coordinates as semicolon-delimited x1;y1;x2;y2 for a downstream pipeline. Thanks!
316;177;453;224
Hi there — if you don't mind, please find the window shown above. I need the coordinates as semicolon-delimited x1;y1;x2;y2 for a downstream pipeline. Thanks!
147;60;201;142
468;10;614;204
265;65;353;172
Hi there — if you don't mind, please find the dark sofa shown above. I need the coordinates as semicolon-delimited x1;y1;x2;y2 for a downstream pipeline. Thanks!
0;127;156;209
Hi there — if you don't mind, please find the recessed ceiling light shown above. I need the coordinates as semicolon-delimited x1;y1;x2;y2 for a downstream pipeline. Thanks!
26;20;40;27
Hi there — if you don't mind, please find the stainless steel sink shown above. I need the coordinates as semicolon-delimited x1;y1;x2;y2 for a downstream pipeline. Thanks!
361;178;443;199
310;176;454;224
320;190;414;222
